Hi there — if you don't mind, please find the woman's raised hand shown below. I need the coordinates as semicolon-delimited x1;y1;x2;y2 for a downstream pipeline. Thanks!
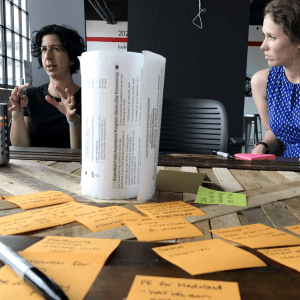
8;83;30;113
45;85;78;122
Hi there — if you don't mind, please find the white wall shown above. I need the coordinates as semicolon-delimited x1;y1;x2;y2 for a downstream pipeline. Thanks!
27;0;86;87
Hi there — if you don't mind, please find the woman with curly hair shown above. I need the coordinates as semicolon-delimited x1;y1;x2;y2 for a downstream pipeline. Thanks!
9;24;86;148
251;0;300;157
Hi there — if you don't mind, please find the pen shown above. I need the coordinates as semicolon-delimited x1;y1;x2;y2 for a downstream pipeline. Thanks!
212;150;235;159
0;241;69;300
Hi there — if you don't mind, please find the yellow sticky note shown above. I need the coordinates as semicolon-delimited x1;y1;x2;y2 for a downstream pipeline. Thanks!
127;275;242;300
66;205;143;232
4;190;74;209
134;201;206;219
210;223;300;249
152;239;266;276
0;211;60;235
0;251;106;300
24;236;121;258
125;217;204;241
195;186;247;206
258;246;300;273
285;224;300;236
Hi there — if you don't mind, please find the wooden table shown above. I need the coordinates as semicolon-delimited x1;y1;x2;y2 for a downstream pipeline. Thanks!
1;148;300;299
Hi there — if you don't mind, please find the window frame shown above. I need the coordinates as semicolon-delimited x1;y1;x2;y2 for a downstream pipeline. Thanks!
0;0;30;89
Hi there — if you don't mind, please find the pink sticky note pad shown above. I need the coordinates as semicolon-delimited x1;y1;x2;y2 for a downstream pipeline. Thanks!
235;153;275;161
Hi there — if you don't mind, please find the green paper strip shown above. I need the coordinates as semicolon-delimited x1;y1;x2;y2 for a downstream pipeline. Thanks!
195;186;247;207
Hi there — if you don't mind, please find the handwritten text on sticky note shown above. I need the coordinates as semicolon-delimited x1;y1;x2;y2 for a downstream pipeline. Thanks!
127;275;242;300
195;186;247;206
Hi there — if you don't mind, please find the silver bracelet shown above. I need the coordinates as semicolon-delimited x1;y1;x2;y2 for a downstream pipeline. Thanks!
67;114;80;126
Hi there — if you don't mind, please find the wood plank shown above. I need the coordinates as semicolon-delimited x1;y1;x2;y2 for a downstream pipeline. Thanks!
0;201;18;210
238;207;273;227
72;168;82;176
210;213;241;245
157;191;182;203
82;226;135;240
261;201;300;234
165;167;181;171
260;171;292;185
277;171;300;182
246;170;277;188
212;168;244;192
0;173;39;195
176;220;211;243
157;166;166;173
229;169;261;190
182;193;197;202
38;161;57;166
181;166;198;173
283;197;300;221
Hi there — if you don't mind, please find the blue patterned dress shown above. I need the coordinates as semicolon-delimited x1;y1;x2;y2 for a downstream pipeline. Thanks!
267;66;300;157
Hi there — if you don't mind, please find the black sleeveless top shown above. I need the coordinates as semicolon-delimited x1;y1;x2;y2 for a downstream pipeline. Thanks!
23;84;81;148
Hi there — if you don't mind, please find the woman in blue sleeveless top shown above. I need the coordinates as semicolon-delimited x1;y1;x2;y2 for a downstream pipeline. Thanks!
251;0;300;157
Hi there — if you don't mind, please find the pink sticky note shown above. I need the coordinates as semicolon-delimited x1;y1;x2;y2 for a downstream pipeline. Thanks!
235;153;275;161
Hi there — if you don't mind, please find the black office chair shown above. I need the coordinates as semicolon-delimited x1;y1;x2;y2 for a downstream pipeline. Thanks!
159;98;243;154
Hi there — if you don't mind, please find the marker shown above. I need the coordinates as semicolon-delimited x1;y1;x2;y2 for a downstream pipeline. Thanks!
212;150;235;159
0;241;69;300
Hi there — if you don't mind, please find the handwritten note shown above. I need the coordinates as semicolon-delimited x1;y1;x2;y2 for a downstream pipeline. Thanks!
0;251;106;300
285;224;300;236
66;205;143;232
4;190;74;209
134;201;206;219
258;246;300;273
28;203;77;225
0;211;60;235
195;186;247;206
125;217;203;241
156;170;205;193
24;236;121;258
152;239;266;275
127;275;242;300
210;223;300;249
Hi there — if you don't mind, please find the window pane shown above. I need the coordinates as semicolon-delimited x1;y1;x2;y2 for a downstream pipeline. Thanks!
22;37;27;61
7;58;13;85
14;6;20;34
6;30;12;58
5;1;12;30
21;0;26;10
14;34;20;59
22;11;27;37
0;56;3;84
15;60;21;86
13;0;19;5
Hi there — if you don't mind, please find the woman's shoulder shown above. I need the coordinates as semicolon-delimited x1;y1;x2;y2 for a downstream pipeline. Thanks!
251;68;270;91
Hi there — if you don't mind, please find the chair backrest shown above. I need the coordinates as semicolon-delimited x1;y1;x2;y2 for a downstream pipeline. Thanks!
159;98;229;154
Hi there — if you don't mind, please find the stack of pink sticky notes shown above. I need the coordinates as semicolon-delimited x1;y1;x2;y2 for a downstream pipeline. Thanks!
235;153;275;161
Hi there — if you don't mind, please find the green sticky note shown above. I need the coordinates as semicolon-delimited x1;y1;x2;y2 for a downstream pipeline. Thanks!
195;186;247;207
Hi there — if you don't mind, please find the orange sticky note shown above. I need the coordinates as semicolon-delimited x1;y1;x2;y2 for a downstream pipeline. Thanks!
28;203;77;225
24;236;121;258
0;251;106;300
127;275;242;300
125;217;204;241
0;211;60;235
210;223;300;249
4;190;74;209
258;246;300;273
66;205;143;232
152;239;266;275
134;201;206;219
285;224;300;236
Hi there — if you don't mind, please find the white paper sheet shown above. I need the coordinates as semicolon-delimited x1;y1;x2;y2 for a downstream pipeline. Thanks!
80;51;166;200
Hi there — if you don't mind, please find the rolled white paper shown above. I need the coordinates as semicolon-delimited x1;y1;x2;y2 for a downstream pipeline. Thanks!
80;51;166;200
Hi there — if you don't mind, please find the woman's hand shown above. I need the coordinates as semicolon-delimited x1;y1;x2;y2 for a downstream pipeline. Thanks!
45;85;79;122
8;83;30;113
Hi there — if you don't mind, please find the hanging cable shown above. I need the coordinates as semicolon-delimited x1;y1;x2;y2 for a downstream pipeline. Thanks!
102;0;116;24
88;0;108;23
192;0;206;29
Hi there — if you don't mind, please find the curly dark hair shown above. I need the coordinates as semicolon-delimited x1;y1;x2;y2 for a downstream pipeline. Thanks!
264;0;300;44
31;24;86;75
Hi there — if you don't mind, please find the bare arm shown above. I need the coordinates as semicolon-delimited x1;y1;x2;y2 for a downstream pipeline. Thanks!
251;69;280;154
9;84;31;147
